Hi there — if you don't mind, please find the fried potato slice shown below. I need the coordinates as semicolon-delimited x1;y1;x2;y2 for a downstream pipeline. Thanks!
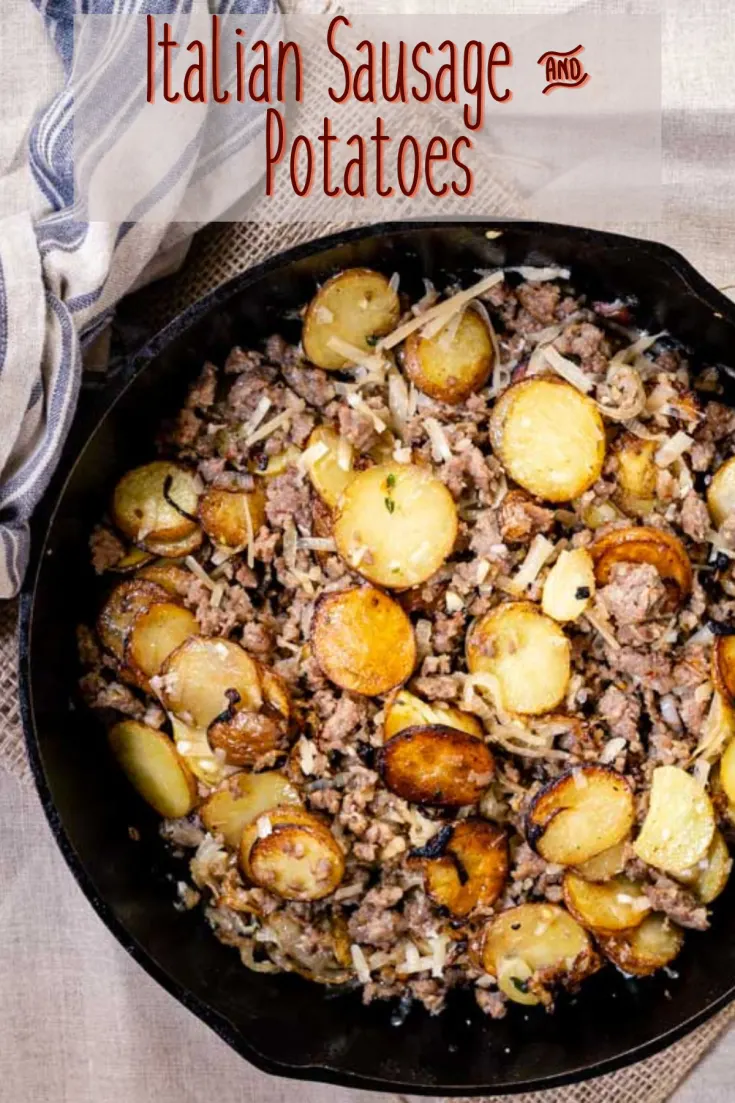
526;766;635;866
311;586;415;696
614;435;658;515
241;806;345;900
109;719;197;818
140;528;204;558
489;378;606;502
112;462;200;543
420;819;508;918
169;714;231;786
633;765;715;875
403;308;493;405
110;546;154;573
135;562;191;596
573;839;629;882
305;425;355;508
563;872;651;933
466;601;571;716
707;456;735;527
597;913;684;977
334;462;458;589
125;602;199;688
208;669;291;769
676;829;732;904
713;637;735;705
541;548;596;623
159;636;263;728
200;771;302;849
97;579;170;661
378;725;494;806
482;903;598;1006
302;268;400;371
719;737;735;804
383;688;484;741
590;525;693;605
197;485;266;548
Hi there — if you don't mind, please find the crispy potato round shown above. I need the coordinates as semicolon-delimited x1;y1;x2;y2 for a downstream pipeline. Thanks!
634;765;715;875
489;378;606;502
139;528;204;558
404;308;493;405
197;485;266;548
676;829;732;904
125;602;199;686
112;462;200;543
378;725;494;806
707;456;735;527
597;913;684;977
421;819;508;918
614;435;658;515
563;873;651;933
97;579;170;661
466;601;571;716
302;268;400;371
135;562;191;596
334;462;458;589
541;548;596;623
482;903;598;1006
208;709;288;768
110;546;154;573
590;525;693;606
109;720;196;818
383;689;484;741
305;425;355;508
526;766;635;866
241;806;344;901
159;636;263;728
713;637;735;706
573;839;629;882
200;772;301;849
311;586;415;696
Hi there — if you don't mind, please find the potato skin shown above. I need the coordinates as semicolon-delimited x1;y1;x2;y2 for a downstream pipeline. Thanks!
208;709;288;767
597;913;684;977
489;377;606;503
707;455;735;527
526;765;635;866
378;724;495;806
590;525;692;605
97;579;170;662
614;434;657;514
311;586;416;696
419;819;508;917
403;308;494;404
713;637;735;705
112;461;200;544
240;806;344;901
109;719;197;818
198;485;266;548
302;268;400;371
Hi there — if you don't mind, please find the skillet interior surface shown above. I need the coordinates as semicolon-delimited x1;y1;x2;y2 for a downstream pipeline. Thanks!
19;221;735;1095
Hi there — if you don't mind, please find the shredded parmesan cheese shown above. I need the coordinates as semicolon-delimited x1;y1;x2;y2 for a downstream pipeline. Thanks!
241;396;272;439
611;331;666;367
387;368;410;437
297;440;329;472
209;582;224;609
540;345;595;393
505;265;571;282
256;815;273;839
377;270;503;350
244;409;292;449
508;534;555;594
411;279;440;316
599;737;627;764
297;536;336;553
298;738;316;776
445;591;463;614
346;392;388;433
351;944;371;984
425;417;452;462
584;610;620;650
184;555;215;590
654;430;694;468
327;335;386;373
336;437;353;472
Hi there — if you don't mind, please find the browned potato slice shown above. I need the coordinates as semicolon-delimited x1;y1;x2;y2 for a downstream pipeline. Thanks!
125;602;199;685
597;913;684;977
159;636;263;728
208;708;288;767
482;903;599;1006
466;601;571;716
707;456;735;527
676;829;732;904
573;839;629;882
109;719;196;818
403;308;493;405
614;434;658;513
333;462;458;589
198;485;266;548
378;725;494;806
633;765;715;875
241;806;345;900
713;637;735;705
590;525;692;606
563;872;651;933
200;771;301;848
489;378;606;502
139;528;204;558
541;548;596;623
420;819;508;917
383;689;483;741
526;766;635;865
311;586;415;696
97;579;170;661
112;462;200;543
136;562;191;596
305;425;355;508
721;738;735;803
110;546;154;573
302;268;400;371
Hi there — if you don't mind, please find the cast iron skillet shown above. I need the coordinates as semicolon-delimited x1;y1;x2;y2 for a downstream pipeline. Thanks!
18;222;735;1096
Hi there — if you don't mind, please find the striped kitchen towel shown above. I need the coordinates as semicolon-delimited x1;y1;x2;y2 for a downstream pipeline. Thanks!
0;0;280;599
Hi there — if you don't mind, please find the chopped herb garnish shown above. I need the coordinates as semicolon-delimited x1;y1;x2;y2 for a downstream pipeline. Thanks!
511;976;530;994
385;497;396;513
386;472;396;489
575;586;591;600
366;334;379;347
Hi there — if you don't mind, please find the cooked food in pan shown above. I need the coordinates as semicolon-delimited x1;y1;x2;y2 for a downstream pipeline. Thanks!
80;262;735;1019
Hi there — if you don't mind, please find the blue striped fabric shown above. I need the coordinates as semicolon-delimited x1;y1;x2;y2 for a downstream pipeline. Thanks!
0;0;279;598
